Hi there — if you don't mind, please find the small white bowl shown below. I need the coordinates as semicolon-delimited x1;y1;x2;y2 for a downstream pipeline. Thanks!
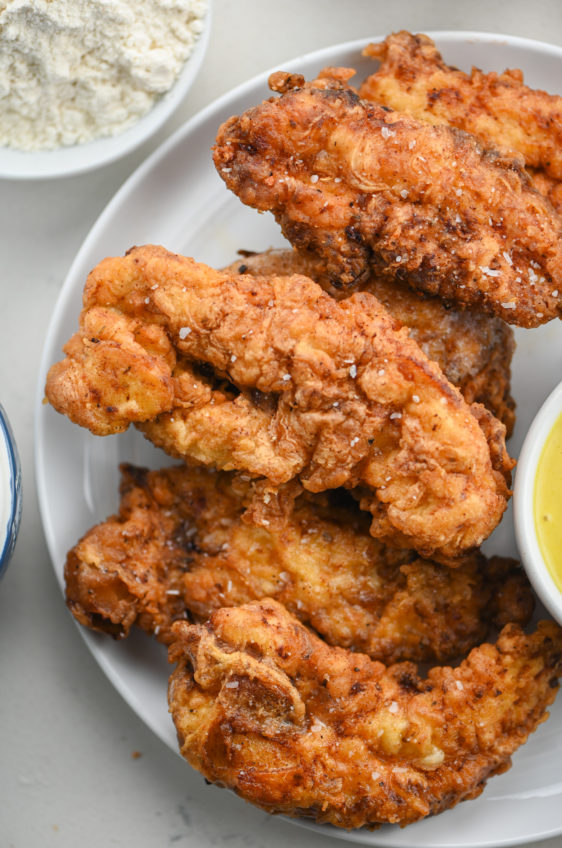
514;381;562;625
0;404;22;579
0;2;211;181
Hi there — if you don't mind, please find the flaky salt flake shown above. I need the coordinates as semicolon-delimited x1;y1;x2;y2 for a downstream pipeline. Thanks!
381;126;396;139
225;680;239;689
502;251;513;265
552;290;559;297
388;701;399;714
350;437;359;447
480;266;501;277
456;680;464;690
282;373;291;382
389;412;402;420
310;174;319;184
501;302;516;310
400;189;408;199
371;771;381;781
166;589;180;596
230;354;237;362
349;364;357;378
412;394;420;403
179;327;191;339
408;140;416;149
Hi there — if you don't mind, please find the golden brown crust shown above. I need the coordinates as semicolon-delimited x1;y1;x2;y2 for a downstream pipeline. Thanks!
168;599;562;828
213;70;562;327
360;32;562;179
529;168;562;216
46;245;512;559
64;463;533;663
224;248;516;436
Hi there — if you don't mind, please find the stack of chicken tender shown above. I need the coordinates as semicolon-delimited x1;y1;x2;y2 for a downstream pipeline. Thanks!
46;32;562;830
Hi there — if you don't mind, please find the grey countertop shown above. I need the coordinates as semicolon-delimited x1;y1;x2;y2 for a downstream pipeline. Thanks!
2;1;562;845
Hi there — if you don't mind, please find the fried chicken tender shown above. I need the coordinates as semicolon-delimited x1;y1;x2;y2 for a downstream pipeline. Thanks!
168;599;562;829
225;248;516;435
213;70;562;327
360;32;562;180
65;463;532;663
45;245;512;559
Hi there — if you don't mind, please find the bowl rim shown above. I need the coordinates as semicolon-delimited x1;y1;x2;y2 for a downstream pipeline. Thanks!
0;0;212;181
514;380;562;625
0;404;22;573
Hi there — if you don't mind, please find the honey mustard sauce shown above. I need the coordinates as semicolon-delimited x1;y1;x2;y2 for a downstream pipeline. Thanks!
534;411;562;593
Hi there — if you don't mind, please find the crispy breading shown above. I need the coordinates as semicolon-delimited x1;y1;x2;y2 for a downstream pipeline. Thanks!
45;245;512;559
225;248;516;435
528;168;562;216
65;463;532;663
169;599;562;829
213;69;562;327
360;32;562;179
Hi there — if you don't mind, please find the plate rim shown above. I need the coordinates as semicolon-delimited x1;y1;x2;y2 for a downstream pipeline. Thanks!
35;30;562;848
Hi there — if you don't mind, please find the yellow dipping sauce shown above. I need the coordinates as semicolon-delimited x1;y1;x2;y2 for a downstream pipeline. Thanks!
534;411;562;593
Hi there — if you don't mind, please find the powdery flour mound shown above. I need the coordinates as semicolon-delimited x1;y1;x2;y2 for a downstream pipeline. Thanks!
0;0;207;150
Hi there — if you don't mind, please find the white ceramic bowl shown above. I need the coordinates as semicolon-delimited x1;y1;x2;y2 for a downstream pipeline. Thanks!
0;2;211;181
514;381;562;625
0;403;22;578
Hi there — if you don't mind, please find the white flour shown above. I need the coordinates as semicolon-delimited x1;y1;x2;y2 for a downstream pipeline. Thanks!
0;0;207;150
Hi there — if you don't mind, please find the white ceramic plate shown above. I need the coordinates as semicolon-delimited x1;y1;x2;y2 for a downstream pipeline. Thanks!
0;2;211;180
35;32;562;848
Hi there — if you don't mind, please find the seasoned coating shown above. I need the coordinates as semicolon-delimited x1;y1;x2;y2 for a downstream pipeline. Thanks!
360;32;562;179
529;168;562;216
213;70;562;327
45;245;512;559
65;463;533;663
168;599;562;829
225;248;516;435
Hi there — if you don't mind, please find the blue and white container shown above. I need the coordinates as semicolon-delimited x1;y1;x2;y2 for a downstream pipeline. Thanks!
0;404;22;578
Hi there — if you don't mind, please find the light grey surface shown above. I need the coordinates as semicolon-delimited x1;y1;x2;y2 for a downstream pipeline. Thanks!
1;1;562;846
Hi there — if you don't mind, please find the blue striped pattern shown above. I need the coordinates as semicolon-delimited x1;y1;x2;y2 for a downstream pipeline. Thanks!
0;404;21;579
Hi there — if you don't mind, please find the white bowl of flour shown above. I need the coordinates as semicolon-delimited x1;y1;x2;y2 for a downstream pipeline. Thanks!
0;0;211;179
